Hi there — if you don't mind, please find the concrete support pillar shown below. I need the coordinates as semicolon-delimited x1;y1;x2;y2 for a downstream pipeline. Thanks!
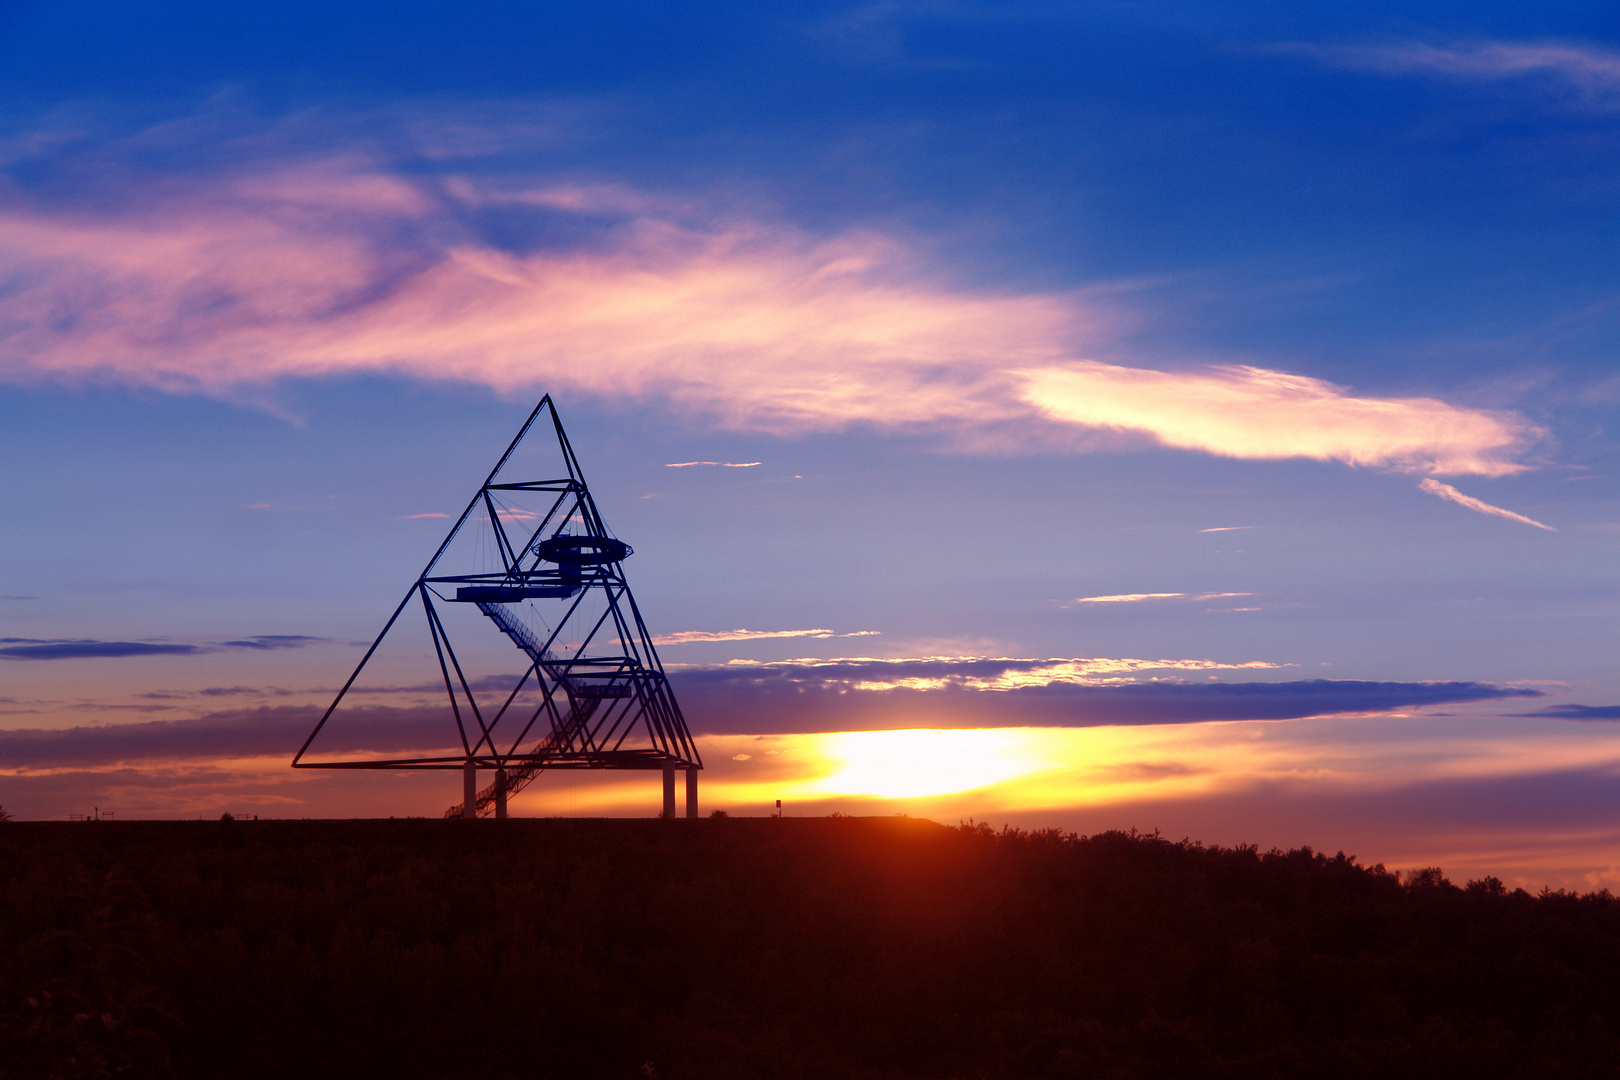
662;762;676;819
463;761;477;820
686;768;699;819
495;768;508;820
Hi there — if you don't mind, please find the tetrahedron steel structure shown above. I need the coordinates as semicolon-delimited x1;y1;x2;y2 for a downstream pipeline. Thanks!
292;395;700;817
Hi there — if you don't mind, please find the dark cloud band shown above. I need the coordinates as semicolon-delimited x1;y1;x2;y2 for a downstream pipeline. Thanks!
0;635;326;661
217;635;326;650
1515;704;1620;721
0;660;1541;768
0;641;204;660
0;706;446;768
672;662;1541;735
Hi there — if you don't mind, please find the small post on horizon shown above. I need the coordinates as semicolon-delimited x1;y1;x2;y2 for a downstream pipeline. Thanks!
686;768;698;819
495;769;508;819
662;762;676;819
463;761;476;820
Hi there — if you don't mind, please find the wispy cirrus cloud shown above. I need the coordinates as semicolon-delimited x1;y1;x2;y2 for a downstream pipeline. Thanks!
0;127;1541;476
1292;39;1620;111
1418;478;1555;530
1070;592;1251;604
665;461;762;468
817;655;1289;692
653;628;880;645
1072;592;1185;604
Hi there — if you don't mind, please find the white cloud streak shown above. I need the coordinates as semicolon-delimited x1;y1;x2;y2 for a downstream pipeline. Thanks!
653;628;879;645
782;655;1289;692
1418;478;1555;530
1070;592;1252;605
1072;593;1183;604
1295;39;1620;111
665;461;762;468
0;154;1542;475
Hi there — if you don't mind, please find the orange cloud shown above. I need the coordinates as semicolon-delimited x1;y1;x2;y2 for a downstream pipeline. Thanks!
0;164;1541;474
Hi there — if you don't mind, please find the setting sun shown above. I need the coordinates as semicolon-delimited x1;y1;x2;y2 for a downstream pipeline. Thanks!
808;728;1058;799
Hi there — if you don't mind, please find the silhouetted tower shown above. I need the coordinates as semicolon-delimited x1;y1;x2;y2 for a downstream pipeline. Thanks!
292;396;701;817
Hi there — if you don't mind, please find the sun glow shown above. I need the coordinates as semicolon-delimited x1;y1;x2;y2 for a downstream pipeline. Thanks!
809;728;1059;799
672;716;1620;826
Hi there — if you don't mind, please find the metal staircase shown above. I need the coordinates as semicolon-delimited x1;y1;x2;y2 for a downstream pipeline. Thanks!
442;601;605;818
476;600;555;669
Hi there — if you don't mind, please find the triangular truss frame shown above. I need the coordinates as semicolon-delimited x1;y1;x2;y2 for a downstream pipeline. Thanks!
292;395;700;817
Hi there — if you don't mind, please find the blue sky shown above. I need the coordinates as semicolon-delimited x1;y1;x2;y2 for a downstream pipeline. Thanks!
3;2;1619;885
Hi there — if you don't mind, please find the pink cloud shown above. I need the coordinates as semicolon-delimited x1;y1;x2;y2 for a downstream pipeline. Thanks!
0;162;1541;474
1418;478;1556;530
1021;362;1537;476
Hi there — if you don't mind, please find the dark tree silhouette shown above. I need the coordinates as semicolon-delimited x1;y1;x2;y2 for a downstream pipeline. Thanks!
3;817;1618;1079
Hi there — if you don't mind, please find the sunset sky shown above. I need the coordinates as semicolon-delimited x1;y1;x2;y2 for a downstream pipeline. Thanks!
4;2;1620;887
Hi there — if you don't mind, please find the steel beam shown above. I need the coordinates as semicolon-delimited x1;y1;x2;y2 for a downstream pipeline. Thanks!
463;761;476;820
686;768;698;819
662;762;676;819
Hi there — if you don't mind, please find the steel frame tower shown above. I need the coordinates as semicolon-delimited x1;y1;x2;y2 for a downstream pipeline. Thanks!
291;396;701;818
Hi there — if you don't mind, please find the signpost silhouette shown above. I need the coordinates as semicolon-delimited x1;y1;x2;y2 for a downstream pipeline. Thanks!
292;396;701;818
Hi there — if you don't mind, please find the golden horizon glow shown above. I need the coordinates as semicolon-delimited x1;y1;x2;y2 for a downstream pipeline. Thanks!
17;715;1620;890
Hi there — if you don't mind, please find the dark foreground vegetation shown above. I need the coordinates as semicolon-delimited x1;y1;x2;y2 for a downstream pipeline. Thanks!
5;818;1620;1080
